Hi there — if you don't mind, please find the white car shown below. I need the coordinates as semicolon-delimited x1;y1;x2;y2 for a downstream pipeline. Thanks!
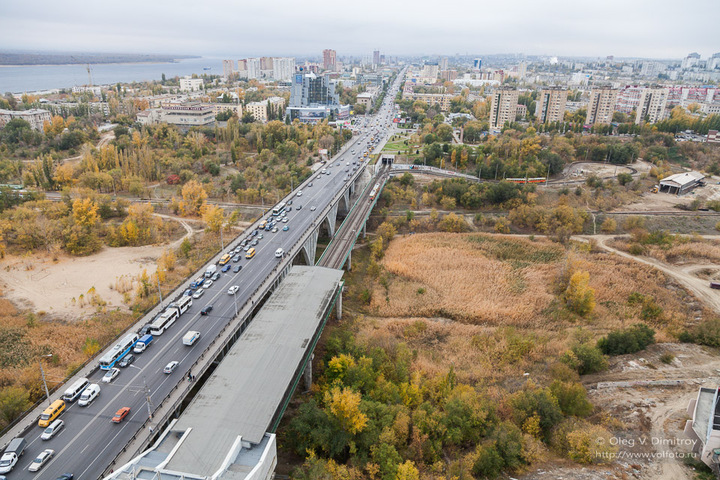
282;218;288;223
101;368;120;383
203;279;214;289
192;289;205;299
310;206;317;211
296;191;302;197
28;449;54;472
164;361;179;374
228;285;239;295
272;227;278;233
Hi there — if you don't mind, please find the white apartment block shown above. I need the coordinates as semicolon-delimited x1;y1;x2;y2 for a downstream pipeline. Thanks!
535;88;568;123
223;60;235;79
636;88;669;124
213;103;243;118
489;88;519;130
586;88;618;125
246;58;261;80
244;97;285;123
160;103;215;128
272;57;295;82
0;108;52;131
179;77;204;92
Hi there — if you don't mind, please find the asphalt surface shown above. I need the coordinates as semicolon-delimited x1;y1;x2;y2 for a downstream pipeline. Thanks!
8;70;405;480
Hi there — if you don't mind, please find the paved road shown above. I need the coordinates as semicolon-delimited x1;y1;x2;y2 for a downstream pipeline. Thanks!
7;71;406;480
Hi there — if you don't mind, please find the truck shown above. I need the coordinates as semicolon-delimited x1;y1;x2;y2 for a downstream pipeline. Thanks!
133;334;153;353
0;437;26;474
205;264;217;278
190;276;204;289
183;331;201;346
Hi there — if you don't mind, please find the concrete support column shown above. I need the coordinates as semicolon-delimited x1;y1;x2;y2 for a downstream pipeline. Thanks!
346;250;351;271
336;288;342;320
362;222;366;239
303;354;313;391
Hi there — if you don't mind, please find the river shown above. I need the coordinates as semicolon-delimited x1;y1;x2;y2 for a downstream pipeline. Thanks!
0;57;224;94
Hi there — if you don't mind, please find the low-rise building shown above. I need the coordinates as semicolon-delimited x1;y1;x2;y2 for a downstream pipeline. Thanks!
179;77;204;92
160;103;215;128
0;108;52;130
659;171;705;195
213;103;243;118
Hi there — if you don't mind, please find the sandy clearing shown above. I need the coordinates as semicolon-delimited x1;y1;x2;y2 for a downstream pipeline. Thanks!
0;214;198;321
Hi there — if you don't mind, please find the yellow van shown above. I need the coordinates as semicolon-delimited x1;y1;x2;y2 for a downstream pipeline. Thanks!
39;399;66;428
258;220;267;229
245;248;256;259
219;254;231;266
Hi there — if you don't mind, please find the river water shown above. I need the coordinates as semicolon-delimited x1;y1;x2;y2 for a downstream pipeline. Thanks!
0;57;224;94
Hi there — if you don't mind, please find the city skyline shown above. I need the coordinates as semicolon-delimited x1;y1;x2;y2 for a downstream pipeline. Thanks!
0;0;717;60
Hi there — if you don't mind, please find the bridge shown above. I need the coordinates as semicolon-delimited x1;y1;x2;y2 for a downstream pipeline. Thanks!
0;69;407;480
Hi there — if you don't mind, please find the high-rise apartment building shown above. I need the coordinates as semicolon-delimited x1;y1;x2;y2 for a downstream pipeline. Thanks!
222;60;235;79
585;88;618;125
246;58;261;80
420;63;439;82
535;87;568;123
323;49;337;71
237;59;248;79
682;52;701;70
439;57;448;71
272;57;295;82
373;50;380;66
636;87;669;124
473;58;482;70
489;87;519;130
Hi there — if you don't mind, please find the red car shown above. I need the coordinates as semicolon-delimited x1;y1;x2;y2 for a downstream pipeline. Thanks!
112;407;131;423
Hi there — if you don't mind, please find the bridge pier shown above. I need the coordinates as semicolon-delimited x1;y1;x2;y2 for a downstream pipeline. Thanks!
303;354;313;391
301;229;319;265
346;250;351;271
361;222;366;239
323;203;338;238
336;290;342;320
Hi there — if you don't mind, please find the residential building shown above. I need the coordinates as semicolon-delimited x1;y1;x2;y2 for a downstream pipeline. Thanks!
636;87;669;124
420;63;439;82
439;57;448;71
71;85;102;96
179;77;204;92
440;70;458;81
535;87;568;123
0;108;52;131
323;49;337;71
516;104;527;119
373;50;380;67
616;85;644;114
489;87;519;130
585;88;618;125
682;52;701;70
356;91;376;110
222;60;235;79
237;59;248;79
473;58;482;70
272;57;295;82
213;103;242;118
401;85;453;112
160;103;215;128
246;58;261;80
708;53;720;71
707;130;720;143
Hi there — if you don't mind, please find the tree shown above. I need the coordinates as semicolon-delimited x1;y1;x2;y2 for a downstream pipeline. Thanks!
323;386;368;435
179;180;208;216
201;204;224;233
72;198;100;229
0;386;30;426
564;271;595;316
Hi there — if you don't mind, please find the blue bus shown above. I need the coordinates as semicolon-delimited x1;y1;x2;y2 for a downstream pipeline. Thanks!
98;333;139;370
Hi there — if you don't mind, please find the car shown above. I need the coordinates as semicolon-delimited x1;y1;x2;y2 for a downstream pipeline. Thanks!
164;361;179;374
211;272;220;281
221;264;231;273
251;239;258;246
272;227;278;233
282;217;288;223
252;230;258;236
310;206;317;211
192;289;205;299
296;205;302;210
232;247;242;255
283;226;289;231
228;285;239;295
243;245;250;251
200;305;213;315
56;474;73;480
203;279;213;289
232;255;241;263
139;324;153;336
287;200;293;205
258;234;264;239
28;449;54;472
118;354;135;368
101;368;120;383
183;289;192;297
111;407;131;423
233;265;242;273
308;182;313;187
296;191;302;197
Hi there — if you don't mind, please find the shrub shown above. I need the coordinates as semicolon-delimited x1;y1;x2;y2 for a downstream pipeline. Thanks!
472;442;504;478
685;318;720;347
628;243;644;255
549;380;593;417
660;353;675;364
563;271;595;317
597;324;655;355
600;218;617;233
561;343;608;375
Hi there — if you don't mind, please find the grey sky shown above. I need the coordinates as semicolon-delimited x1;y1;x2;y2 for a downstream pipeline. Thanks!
1;0;717;60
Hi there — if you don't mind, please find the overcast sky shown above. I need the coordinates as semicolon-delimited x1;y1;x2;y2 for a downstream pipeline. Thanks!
1;0;717;60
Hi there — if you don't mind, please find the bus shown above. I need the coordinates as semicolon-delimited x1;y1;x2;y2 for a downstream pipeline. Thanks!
99;333;139;370
272;202;286;216
149;308;180;336
169;295;192;315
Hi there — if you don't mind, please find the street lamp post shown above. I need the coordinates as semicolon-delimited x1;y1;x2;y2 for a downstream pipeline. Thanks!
38;354;53;406
129;365;153;422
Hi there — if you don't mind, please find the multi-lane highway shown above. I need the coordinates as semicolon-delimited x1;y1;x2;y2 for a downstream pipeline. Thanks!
6;69;406;480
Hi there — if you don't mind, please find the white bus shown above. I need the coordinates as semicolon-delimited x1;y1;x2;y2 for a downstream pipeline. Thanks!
272;202;286;216
169;296;192;315
99;334;139;370
149;308;180;336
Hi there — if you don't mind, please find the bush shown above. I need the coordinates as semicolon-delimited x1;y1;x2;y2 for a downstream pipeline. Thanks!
549;380;593;417
628;243;644;255
552;419;616;464
684;318;720;347
597;324;655;355
660;353;675;364
561;343;608;375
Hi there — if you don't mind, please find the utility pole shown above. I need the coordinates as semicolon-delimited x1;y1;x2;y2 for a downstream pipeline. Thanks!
39;354;53;406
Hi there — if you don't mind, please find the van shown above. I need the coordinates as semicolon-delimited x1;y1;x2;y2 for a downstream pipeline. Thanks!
259;220;267;229
183;331;201;346
40;419;64;440
219;254;231;266
38;399;65;428
275;248;284;258
134;334;153;353
78;384;100;407
62;377;89;402
245;248;256;259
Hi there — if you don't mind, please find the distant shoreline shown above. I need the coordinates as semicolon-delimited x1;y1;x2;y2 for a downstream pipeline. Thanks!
0;53;199;67
0;61;185;67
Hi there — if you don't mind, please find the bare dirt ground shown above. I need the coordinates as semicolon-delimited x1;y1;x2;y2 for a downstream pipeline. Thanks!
0;215;198;321
563;161;642;181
